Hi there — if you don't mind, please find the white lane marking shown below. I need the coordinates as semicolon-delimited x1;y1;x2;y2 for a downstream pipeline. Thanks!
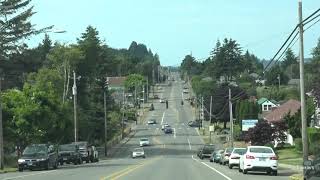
201;162;233;180
191;155;200;162
188;138;192;150
161;112;165;125
173;128;176;138
195;128;201;136
3;170;58;180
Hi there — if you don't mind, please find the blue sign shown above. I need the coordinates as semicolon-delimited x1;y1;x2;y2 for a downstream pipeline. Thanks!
242;119;258;131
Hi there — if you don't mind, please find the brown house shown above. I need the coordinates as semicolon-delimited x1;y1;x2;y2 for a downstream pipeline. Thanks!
263;99;301;123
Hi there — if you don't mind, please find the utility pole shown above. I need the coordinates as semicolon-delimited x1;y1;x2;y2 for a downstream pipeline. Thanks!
0;76;3;170
229;88;234;148
298;0;308;160
146;78;149;103
134;83;137;107
121;89;125;139
103;77;109;157
72;71;78;143
278;74;281;89
209;96;212;123
158;66;160;83
142;84;145;114
201;96;204;128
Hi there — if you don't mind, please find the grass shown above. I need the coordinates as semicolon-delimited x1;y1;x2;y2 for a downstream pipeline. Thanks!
0;167;17;174
277;147;303;166
289;174;304;180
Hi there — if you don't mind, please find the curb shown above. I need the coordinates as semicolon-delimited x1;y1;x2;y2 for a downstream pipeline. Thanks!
279;163;303;172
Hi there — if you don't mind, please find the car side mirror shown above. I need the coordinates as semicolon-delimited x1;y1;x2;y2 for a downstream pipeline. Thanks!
304;160;313;166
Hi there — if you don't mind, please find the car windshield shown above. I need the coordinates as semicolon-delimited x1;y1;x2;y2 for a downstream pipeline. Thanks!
233;148;246;155
23;145;48;155
59;144;76;151
140;138;148;141
226;148;234;153
134;148;143;152
250;148;273;154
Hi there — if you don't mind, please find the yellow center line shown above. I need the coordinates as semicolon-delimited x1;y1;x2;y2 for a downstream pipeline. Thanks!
100;157;161;180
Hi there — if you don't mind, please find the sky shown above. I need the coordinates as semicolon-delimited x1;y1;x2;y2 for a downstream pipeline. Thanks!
29;0;320;66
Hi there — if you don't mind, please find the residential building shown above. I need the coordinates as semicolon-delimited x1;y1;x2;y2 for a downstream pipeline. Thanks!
257;98;279;112
263;99;301;123
107;76;127;104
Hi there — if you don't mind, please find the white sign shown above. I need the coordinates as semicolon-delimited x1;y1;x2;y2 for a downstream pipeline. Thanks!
242;119;258;131
209;125;215;132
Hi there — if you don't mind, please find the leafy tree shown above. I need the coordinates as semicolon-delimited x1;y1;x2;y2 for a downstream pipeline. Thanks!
235;100;259;124
265;64;289;86
0;0;52;58
124;74;146;92
244;120;287;145
210;38;243;81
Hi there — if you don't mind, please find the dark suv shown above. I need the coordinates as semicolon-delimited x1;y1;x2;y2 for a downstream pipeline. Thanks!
17;144;58;172
58;144;82;165
197;144;216;159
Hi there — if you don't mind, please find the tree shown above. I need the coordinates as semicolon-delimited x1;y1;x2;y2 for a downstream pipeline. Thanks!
210;38;243;81
0;0;53;58
124;74;146;92
235;100;259;125
265;64;289;86
244;120;287;145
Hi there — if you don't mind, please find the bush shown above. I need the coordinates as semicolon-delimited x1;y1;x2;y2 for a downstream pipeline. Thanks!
307;128;320;144
294;138;303;152
233;124;242;141
309;143;320;156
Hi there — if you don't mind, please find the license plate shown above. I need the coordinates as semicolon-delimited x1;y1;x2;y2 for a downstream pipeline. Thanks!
27;161;32;165
259;158;266;161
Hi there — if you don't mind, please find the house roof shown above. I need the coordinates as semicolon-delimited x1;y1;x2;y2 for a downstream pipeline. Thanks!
270;99;279;105
264;99;301;123
107;77;127;86
257;98;268;105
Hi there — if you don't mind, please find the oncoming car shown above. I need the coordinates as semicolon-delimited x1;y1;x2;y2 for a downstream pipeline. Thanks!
239;146;278;176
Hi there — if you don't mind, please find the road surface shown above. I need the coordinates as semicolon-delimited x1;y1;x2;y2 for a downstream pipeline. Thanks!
0;76;296;180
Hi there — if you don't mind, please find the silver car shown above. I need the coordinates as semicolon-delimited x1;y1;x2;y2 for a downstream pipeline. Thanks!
132;148;145;158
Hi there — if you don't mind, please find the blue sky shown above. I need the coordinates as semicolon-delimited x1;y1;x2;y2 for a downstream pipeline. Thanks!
29;0;320;66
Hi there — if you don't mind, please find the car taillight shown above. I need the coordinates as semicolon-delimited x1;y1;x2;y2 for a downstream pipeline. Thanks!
270;156;278;160
246;155;255;159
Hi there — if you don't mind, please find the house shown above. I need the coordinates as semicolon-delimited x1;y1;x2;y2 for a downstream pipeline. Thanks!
107;77;127;103
288;79;300;87
257;98;279;112
263;99;301;123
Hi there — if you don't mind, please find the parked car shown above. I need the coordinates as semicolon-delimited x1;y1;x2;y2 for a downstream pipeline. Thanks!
140;138;150;147
58;144;82;165
147;119;157;125
164;127;173;134
159;98;166;103
220;147;234;165
72;141;99;163
197;144;216;159
304;158;320;180
210;149;224;163
228;148;246;169
188;120;200;127
239;146;278;176
132;148;145;158
18;144;58;172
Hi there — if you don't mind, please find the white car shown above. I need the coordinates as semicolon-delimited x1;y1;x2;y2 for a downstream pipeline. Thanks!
159;98;166;103
139;138;150;147
161;123;169;130
132;148;145;158
228;148;246;169
239;146;278;176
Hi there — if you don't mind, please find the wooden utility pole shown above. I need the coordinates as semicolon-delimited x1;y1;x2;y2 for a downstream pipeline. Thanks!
298;0;308;160
0;76;3;169
229;88;234;148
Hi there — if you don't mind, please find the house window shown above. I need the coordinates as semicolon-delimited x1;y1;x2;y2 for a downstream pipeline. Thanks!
268;105;272;111
263;105;268;111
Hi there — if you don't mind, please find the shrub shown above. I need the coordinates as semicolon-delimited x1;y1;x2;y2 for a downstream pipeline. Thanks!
294;138;303;152
307;128;320;145
233;124;242;141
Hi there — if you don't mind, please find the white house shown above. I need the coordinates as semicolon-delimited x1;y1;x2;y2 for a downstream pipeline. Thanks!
257;98;279;112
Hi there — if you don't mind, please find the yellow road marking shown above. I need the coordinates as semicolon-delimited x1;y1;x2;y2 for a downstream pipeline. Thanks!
100;158;160;180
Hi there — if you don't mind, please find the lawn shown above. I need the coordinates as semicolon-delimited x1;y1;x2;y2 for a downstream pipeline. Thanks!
277;147;303;166
0;167;17;174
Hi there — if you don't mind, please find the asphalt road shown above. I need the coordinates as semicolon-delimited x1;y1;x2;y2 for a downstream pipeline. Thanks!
0;76;296;180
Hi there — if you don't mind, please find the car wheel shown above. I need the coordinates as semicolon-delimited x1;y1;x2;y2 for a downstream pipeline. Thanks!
18;167;23;172
143;156;146;158
238;168;242;172
229;165;232;169
243;169;247;174
45;161;50;170
74;160;78;165
272;170;278;176
210;159;213;162
53;161;58;169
